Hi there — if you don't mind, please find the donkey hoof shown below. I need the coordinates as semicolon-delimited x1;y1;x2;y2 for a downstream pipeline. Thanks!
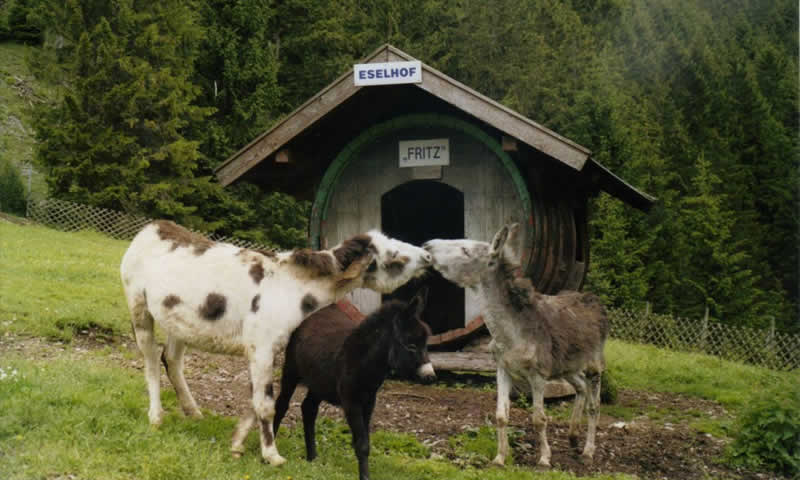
186;408;203;419
267;454;287;466
231;451;243;459
536;458;551;469
580;452;595;465
148;411;165;428
491;455;506;466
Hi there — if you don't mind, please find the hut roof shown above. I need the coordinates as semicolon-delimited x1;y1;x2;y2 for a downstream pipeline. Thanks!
215;44;655;211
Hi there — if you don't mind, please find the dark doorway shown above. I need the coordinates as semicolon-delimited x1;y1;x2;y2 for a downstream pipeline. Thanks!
382;180;464;335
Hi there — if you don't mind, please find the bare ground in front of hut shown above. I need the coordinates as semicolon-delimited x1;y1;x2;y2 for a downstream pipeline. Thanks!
8;333;780;480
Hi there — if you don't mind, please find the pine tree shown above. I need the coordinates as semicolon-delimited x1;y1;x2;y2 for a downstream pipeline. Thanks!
193;0;282;161
674;154;778;326
33;0;222;230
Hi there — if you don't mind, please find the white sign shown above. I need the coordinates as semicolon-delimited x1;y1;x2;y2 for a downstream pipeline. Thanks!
399;139;450;167
354;61;422;86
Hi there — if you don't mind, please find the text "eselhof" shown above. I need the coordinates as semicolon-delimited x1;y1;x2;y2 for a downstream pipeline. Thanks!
354;61;422;86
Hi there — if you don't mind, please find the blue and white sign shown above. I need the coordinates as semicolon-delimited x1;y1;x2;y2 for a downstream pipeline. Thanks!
354;61;422;86
399;138;450;167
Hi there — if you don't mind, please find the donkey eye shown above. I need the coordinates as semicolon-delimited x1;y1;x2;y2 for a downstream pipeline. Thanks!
367;260;377;273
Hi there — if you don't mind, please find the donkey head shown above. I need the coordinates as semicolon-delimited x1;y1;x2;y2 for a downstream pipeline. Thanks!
361;230;433;294
388;287;436;382
422;224;520;288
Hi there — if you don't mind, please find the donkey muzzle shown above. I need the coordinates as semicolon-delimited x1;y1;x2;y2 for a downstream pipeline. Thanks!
416;362;436;383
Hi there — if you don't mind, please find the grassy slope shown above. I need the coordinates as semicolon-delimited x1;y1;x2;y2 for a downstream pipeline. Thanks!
1;222;796;479
0;41;51;200
0;222;129;341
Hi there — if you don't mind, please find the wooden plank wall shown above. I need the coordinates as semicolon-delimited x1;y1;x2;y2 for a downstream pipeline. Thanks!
324;127;530;323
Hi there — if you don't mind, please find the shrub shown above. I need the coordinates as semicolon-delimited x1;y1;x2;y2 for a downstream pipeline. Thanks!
600;368;618;404
0;157;27;215
726;381;800;476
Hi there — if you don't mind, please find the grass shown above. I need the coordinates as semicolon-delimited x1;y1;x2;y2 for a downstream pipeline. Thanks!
605;340;798;412
0;350;634;480
1;221;797;479
0;221;130;341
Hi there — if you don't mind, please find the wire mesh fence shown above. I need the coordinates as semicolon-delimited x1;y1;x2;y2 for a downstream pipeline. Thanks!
24;197;800;371
26;197;274;251
609;308;800;371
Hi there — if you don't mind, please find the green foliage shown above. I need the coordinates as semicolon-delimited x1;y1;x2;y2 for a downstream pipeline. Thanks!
32;0;222;231
726;381;800;476
600;368;618;405
228;182;310;249
0;157;26;215
586;195;649;311
6;0;798;331
193;0;282;161
1;0;41;43
448;426;506;466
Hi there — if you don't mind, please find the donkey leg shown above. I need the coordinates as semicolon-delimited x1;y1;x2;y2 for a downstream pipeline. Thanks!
362;393;377;429
581;370;602;463
273;366;299;438
231;408;256;458
565;373;588;450
129;294;164;426
161;335;202;418
492;367;513;466
529;375;551;467
300;393;322;461
248;352;285;466
343;401;371;480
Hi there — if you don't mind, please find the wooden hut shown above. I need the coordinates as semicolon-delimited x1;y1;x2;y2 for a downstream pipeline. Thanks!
215;44;654;350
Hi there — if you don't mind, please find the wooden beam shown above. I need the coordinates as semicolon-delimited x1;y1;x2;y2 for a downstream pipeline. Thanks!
429;351;576;398
275;148;291;164
502;135;518;152
429;351;495;372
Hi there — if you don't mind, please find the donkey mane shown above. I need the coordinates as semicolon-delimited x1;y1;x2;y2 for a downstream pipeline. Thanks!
343;300;432;350
288;234;374;278
154;220;214;254
289;249;337;277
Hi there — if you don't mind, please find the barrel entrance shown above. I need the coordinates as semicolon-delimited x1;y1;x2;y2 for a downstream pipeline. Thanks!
381;180;464;335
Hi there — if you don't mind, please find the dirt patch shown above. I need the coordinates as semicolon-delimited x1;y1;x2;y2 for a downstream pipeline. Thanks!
3;332;783;480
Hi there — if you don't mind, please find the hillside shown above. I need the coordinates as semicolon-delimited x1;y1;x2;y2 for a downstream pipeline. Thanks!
0;41;50;200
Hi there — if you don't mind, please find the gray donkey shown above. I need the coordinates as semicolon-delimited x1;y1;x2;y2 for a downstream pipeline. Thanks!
423;224;608;467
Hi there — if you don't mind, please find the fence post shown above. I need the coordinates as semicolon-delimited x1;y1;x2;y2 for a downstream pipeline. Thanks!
637;302;651;343
765;316;776;368
699;306;709;353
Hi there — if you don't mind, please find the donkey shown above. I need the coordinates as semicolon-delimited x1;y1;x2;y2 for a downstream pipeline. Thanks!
423;224;608;467
262;288;434;480
120;220;432;466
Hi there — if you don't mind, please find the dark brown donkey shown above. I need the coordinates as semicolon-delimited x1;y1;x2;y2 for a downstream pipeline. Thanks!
272;288;435;480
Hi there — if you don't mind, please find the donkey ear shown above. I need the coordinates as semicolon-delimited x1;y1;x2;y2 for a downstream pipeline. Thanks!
412;286;429;314
337;251;374;284
505;223;521;259
490;225;510;256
